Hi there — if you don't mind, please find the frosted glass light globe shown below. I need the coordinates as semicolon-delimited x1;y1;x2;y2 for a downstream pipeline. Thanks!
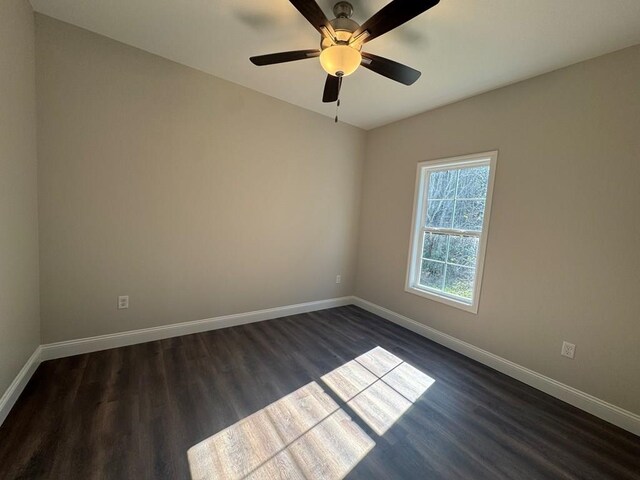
319;45;361;77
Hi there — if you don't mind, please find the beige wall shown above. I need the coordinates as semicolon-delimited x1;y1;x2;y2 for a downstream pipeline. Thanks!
0;1;40;395
357;45;640;414
36;15;365;343
31;12;640;416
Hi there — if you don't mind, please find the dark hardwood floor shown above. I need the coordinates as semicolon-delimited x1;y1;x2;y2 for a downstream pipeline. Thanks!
0;306;638;479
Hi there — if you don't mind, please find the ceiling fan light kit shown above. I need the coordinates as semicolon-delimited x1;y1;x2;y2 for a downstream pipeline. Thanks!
250;0;440;113
319;2;361;77
319;45;361;77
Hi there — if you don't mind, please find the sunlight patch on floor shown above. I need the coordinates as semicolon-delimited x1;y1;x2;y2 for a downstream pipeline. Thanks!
188;347;435;479
321;347;435;435
188;382;374;480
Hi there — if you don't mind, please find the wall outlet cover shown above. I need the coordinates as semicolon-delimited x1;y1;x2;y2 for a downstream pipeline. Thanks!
561;341;576;359
118;295;129;309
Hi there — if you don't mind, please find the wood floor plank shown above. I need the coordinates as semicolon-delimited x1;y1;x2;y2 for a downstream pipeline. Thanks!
0;305;638;479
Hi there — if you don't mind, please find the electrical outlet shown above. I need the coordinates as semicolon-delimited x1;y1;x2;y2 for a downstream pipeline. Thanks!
335;275;341;284
561;341;576;359
118;295;129;309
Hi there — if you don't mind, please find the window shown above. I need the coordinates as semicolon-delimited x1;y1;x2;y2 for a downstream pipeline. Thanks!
406;151;497;313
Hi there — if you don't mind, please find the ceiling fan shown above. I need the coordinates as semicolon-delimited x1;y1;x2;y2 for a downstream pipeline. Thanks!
250;0;440;106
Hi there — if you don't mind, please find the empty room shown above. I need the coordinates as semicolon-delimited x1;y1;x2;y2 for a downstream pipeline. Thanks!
1;0;639;478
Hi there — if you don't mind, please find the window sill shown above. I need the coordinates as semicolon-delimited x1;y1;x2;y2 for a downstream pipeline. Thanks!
404;285;479;314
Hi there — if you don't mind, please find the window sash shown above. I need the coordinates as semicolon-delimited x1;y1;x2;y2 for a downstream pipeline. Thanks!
413;229;479;304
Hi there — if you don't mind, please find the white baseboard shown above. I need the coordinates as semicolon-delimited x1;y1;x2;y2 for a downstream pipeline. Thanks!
0;346;42;426
352;296;640;437
5;296;638;437
1;296;351;428
40;296;352;361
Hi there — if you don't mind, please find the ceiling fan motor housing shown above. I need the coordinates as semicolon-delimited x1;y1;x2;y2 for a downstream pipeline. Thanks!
330;17;360;40
321;3;360;49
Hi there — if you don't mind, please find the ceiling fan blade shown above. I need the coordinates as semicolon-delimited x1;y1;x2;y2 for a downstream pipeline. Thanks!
289;0;336;40
360;52;421;85
322;75;342;103
350;0;440;44
250;49;321;66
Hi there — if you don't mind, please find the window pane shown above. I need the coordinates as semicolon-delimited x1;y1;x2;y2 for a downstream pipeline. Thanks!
457;166;489;199
426;200;454;228
419;260;444;290
427;169;457;200
447;236;479;267
422;232;447;261
444;265;475;299
452;199;485;231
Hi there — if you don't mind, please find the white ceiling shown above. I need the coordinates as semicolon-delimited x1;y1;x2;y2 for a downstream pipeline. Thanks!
30;0;640;130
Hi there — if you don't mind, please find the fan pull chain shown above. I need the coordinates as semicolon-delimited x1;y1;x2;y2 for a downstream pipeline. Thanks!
335;76;343;123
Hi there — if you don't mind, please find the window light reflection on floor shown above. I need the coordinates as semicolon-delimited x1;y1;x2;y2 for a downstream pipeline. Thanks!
187;347;435;479
188;382;374;480
321;346;435;435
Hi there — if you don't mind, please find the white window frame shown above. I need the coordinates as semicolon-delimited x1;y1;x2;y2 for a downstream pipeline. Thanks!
405;151;497;314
